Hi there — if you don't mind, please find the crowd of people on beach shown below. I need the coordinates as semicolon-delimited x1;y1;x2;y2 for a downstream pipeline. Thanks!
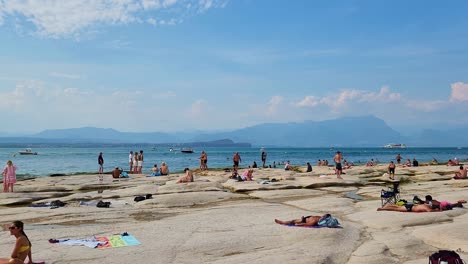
94;149;468;183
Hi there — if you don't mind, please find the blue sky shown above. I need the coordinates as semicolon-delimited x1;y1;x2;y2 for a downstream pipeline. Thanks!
0;0;467;134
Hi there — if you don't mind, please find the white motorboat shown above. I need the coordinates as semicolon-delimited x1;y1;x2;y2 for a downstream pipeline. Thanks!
383;143;407;149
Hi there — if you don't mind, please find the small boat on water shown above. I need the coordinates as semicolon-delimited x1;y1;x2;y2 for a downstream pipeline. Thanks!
383;143;407;149
18;148;38;155
181;148;194;154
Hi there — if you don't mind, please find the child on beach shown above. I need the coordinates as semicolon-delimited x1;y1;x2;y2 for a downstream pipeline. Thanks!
2;160;17;192
388;161;396;180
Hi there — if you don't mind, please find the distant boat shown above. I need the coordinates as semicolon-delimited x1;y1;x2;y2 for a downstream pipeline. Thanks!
181;148;194;154
383;143;407;149
18;148;38;155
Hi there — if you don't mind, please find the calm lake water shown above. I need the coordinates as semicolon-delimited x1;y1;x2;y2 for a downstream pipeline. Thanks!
0;145;466;177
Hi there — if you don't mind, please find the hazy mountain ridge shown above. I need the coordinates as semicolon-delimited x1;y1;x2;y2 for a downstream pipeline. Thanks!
0;116;466;147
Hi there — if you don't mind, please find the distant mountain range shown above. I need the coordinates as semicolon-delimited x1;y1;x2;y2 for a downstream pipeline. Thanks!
0;115;466;147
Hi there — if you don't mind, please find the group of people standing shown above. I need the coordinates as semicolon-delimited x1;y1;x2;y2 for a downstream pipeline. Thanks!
129;150;144;174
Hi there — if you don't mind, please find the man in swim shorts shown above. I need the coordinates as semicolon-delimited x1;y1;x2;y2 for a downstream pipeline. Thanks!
274;214;328;226
233;152;241;168
334;151;343;179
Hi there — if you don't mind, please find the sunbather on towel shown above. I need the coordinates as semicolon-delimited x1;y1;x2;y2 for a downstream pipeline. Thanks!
275;214;328;226
424;195;466;210
0;221;33;264
377;203;436;212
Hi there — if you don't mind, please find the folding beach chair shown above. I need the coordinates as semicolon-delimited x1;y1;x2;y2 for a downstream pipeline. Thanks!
381;181;400;207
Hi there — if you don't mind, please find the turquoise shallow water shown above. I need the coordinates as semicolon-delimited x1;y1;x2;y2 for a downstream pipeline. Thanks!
0;144;467;177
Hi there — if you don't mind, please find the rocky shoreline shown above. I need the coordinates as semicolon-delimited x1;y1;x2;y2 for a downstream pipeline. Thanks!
1;164;467;263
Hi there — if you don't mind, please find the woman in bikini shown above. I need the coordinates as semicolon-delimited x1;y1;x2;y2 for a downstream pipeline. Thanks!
377;203;435;212
0;221;33;264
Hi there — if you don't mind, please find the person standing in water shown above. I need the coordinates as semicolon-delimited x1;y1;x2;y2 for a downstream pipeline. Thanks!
261;151;267;168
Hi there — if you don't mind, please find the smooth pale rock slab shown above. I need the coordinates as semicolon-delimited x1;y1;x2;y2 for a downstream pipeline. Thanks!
412;173;451;181
351;240;388;256
0;192;66;205
346;208;453;230
347;255;400;264
13;202;362;264
0;197;34;205
135;191;247;208
158;181;224;194
318;186;358;193
372;231;438;258
412;212;468;251
248;189;326;200
284;196;356;214
222;179;302;192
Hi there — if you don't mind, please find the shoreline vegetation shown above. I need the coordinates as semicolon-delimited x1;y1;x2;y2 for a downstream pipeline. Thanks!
0;163;467;263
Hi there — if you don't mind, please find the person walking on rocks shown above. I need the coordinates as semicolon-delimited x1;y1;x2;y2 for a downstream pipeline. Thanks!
98;152;104;183
388;161;396;180
334;151;343;179
2;160;17;192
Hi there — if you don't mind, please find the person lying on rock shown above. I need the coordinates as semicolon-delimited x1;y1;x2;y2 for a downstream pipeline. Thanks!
424;195;466;210
377;203;436;212
275;214;327;226
177;168;194;183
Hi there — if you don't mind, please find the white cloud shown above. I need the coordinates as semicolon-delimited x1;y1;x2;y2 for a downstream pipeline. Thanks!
147;17;157;25
405;100;446;112
266;95;283;115
450;82;468;102
295;96;320;107
0;0;228;38
294;86;401;110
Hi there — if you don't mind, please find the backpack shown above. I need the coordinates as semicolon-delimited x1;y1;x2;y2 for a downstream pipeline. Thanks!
134;196;146;202
96;201;111;208
429;250;465;264
317;214;341;228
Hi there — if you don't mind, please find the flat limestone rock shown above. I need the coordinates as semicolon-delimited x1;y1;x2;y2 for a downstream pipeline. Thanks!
347;255;400;264
158;181;224;194
0;197;34;205
0;192;65;205
248;189;326;200
411;173;451;181
412;212;468;251
372;231;438;258
222;179;302;192
284;196;356;214
135;191;246;208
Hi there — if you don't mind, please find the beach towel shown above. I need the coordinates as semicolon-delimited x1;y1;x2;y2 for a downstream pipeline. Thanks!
282;223;342;228
96;234;141;249
49;233;140;249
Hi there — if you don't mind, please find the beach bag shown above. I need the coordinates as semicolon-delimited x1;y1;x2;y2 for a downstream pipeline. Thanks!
50;200;67;207
317;214;341;228
429;250;465;264
134;196;145;202
96;201;111;208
